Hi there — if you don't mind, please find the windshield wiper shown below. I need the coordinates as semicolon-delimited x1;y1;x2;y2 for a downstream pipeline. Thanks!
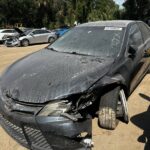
69;51;93;56
60;51;85;56
47;48;93;57
71;51;78;55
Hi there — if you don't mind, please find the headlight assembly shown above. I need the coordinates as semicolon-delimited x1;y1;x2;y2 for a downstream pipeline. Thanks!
38;100;71;116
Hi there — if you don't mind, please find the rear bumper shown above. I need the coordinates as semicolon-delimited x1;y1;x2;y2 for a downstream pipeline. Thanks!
0;99;92;150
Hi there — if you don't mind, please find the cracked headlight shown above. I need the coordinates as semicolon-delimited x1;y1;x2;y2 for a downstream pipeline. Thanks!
38;100;71;116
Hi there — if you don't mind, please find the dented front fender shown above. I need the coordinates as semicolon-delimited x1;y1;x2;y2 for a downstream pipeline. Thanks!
88;75;127;92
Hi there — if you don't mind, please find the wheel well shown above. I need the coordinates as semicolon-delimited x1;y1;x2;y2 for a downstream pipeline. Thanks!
21;39;30;44
87;83;128;117
48;37;54;40
101;83;128;99
48;37;54;42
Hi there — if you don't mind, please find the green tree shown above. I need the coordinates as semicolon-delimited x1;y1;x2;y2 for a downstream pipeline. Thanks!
0;0;121;28
123;0;150;20
0;0;37;27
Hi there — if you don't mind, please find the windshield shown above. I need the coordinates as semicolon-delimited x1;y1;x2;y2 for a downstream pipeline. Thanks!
49;26;125;57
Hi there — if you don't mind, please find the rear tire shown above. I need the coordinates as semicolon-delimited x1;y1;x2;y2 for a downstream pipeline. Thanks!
98;86;120;130
21;39;29;47
48;37;55;43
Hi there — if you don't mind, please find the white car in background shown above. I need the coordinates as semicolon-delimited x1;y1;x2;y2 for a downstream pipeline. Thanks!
0;29;18;43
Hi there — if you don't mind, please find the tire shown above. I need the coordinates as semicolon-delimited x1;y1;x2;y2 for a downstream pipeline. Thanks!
21;39;29;47
98;86;120;130
48;37;55;43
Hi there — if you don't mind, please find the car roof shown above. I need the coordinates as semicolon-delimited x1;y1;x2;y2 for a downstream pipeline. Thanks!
0;29;14;31
30;29;50;32
78;20;138;28
0;29;15;33
32;29;47;31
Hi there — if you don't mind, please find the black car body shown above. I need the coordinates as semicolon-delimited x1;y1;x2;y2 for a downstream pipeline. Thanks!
0;20;150;150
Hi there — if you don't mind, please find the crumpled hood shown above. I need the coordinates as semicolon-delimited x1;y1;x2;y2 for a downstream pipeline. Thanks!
0;49;114;103
14;27;26;36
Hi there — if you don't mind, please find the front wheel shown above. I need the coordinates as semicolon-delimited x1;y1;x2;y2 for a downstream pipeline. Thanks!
98;86;120;130
21;39;29;47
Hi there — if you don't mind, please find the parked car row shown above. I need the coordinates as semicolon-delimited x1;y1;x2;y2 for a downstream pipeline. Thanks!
4;28;57;47
0;29;19;43
0;27;70;47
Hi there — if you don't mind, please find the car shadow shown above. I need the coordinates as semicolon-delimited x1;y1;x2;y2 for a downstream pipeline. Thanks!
130;94;150;150
139;93;150;102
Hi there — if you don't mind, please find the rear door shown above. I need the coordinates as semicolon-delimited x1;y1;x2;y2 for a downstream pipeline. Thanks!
31;30;42;43
39;30;50;43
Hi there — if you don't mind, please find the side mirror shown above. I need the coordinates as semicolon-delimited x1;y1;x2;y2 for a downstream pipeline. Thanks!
128;45;137;58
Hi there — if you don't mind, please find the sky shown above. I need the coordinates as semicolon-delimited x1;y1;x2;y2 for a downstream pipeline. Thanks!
114;0;124;6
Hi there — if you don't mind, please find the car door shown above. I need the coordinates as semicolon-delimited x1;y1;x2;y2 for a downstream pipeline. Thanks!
39;30;50;43
31;30;42;43
127;23;146;92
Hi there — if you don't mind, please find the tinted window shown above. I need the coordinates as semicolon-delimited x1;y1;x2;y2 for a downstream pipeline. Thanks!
49;26;125;57
138;22;150;42
128;24;143;48
40;30;50;34
32;30;41;35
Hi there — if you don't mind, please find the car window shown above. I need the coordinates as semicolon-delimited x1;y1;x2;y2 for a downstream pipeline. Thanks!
1;30;14;33
40;30;50;34
32;30;41;35
12;30;17;33
128;24;143;48
138;22;150;43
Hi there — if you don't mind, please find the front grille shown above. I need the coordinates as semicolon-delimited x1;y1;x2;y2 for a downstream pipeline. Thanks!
24;126;52;150
0;114;52;150
6;42;12;45
0;114;28;146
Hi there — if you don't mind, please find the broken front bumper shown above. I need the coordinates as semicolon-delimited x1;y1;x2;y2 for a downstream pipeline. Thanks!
0;99;92;150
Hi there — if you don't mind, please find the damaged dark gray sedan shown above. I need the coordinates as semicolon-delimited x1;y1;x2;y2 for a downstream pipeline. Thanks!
0;20;150;150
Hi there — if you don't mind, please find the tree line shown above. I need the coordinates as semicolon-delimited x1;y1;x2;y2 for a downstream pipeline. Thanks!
0;0;150;29
122;0;150;23
0;0;120;28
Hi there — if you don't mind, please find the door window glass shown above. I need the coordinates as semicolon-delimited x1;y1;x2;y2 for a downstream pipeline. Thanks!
138;22;150;42
32;30;41;35
129;24;143;48
40;30;49;34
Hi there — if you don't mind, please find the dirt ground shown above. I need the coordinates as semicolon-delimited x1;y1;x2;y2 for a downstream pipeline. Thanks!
0;44;149;150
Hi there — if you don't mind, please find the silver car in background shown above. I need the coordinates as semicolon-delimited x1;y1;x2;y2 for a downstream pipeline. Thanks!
19;29;57;46
0;29;19;43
